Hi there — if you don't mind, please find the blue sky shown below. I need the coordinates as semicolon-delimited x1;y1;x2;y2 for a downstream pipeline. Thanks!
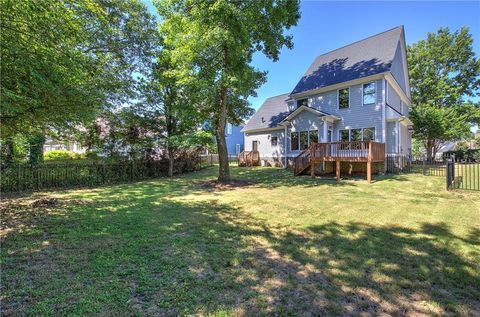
144;0;480;111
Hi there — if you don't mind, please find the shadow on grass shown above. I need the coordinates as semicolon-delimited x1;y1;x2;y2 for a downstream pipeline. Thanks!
1;187;479;316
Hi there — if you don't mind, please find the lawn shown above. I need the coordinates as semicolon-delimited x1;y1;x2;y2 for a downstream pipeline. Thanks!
1;166;479;316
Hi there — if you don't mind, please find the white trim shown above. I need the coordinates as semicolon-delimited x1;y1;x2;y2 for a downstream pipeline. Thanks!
290;72;387;99
362;81;377;106
337;87;350;110
282;105;341;122
385;73;411;106
382;78;387;143
242;126;285;134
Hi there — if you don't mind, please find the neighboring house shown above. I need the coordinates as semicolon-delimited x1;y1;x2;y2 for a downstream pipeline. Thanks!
44;138;86;154
225;122;244;155
242;26;412;169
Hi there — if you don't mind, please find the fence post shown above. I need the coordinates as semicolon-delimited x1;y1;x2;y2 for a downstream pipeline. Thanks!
423;157;427;175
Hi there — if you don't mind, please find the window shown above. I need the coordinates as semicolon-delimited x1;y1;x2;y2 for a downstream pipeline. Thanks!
271;136;278;146
363;127;375;141
297;98;308;109
300;131;309;150
351;129;362;141
226;123;232;135
340;129;349;142
310;130;319;144
363;82;376;105
338;88;349;109
235;144;241;154
291;132;299;151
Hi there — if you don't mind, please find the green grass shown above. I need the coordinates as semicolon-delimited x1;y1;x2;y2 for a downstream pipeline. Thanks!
1;166;479;316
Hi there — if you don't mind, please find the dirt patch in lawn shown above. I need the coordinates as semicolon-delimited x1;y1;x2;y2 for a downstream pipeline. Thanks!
0;197;94;238
196;179;255;191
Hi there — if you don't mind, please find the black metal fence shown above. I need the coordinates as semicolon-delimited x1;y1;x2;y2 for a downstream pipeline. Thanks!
385;155;446;176
1;156;215;193
386;154;480;191
446;159;480;191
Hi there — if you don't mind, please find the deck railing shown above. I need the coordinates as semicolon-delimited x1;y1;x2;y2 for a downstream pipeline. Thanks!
238;150;260;167
310;141;385;162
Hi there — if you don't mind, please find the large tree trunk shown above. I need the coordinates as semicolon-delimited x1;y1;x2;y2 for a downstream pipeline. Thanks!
425;139;435;163
216;83;230;182
216;47;230;183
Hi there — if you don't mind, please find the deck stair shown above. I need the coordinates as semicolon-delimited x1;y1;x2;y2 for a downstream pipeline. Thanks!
294;149;311;175
238;150;260;167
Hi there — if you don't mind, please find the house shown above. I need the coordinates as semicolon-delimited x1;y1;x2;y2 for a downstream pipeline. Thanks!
225;122;244;156
44;137;86;154
242;26;412;180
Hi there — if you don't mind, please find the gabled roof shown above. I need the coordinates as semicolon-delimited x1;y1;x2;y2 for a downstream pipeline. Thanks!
291;26;403;95
242;93;290;132
281;105;340;122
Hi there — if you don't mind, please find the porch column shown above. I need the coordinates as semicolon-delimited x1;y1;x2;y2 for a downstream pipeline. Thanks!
322;117;328;142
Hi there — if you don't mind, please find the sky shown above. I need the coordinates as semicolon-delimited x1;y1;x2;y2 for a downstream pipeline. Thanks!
143;0;480;112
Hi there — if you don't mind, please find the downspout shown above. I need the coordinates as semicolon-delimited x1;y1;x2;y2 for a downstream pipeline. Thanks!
283;122;289;168
382;77;387;172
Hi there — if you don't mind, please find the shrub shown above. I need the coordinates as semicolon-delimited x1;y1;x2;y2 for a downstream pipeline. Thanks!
44;150;75;161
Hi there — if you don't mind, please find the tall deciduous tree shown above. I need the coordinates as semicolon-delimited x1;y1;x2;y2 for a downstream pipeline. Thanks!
0;0;157;137
408;27;480;161
155;0;300;182
140;47;206;177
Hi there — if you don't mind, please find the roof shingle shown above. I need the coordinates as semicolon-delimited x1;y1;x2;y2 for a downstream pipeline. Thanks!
291;26;403;95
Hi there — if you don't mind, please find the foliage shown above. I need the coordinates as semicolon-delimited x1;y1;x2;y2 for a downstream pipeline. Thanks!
44;150;76;161
155;0;301;182
443;149;480;162
27;133;46;165
454;141;470;152
0;134;29;165
139;46;209;176
474;136;480;149
408;27;480;161
0;0;157;137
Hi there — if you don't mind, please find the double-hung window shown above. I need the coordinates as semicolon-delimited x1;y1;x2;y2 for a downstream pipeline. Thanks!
291;132;299;151
363;82;376;105
338;88;349;109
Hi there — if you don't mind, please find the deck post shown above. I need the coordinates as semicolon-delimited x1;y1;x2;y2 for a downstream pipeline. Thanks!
336;160;340;181
367;141;372;184
310;145;315;178
367;161;372;183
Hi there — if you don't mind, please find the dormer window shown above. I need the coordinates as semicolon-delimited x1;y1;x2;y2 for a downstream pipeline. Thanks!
297;98;308;109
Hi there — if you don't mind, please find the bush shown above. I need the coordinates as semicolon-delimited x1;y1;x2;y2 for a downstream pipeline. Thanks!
44;150;75;161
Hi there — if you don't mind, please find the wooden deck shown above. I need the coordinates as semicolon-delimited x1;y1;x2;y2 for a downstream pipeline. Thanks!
238;150;260;167
294;141;386;183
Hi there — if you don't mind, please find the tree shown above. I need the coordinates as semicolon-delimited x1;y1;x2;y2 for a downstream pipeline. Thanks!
408;27;480;161
140;48;207;177
155;0;300;182
0;0;157;138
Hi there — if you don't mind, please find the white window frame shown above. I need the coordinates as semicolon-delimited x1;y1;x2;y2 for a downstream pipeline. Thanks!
362;82;376;106
338;127;376;142
226;123;232;135
337;87;350;110
271;136;278;147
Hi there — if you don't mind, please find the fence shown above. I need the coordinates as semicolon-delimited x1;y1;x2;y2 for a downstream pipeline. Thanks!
1;156;215;193
446;159;480;191
385;155;446;176
386;154;480;191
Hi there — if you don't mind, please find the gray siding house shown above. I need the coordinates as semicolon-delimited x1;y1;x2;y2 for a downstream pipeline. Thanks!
242;26;412;168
